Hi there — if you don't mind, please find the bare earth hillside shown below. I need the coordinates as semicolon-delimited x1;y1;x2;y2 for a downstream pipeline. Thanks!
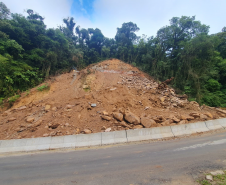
0;59;226;140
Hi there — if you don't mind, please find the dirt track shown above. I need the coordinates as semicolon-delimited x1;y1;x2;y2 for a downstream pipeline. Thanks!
0;59;225;140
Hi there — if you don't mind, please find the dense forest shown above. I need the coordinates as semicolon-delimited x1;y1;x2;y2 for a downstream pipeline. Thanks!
0;2;226;107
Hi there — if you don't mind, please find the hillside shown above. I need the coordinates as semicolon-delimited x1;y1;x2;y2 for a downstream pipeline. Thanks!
0;59;225;140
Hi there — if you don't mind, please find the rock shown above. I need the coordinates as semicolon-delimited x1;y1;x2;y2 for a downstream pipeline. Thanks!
159;97;165;102
172;117;180;123
83;129;91;134
65;123;70;126
110;88;117;91
101;115;112;121
102;111;109;115
204;112;213;119
133;125;143;129
26;117;35;123
206;175;213;181
210;170;225;176
144;107;150;110
216;108;226;114
16;106;27;111
43;133;49;137
45;105;51;111
112;112;123;121
2;111;10;117
83;85;89;89
114;121;132;129
101;126;106;130
50;131;56;136
181;115;194;121
52;107;57;111
8;117;16;122
33;120;42;127
124;111;140;125
200;114;208;120
141;116;156;128
49;123;59;129
91;104;96;107
105;128;111;132
189;112;200;118
178;120;186;125
161;120;171;126
66;105;73;109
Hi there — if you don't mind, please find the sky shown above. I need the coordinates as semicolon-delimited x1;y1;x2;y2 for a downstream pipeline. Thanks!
2;0;226;38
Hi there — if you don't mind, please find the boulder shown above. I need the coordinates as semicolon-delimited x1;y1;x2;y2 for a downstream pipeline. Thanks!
200;114;208;120
26;117;35;123
178;120;186;125
16;106;27;111
159;97;165;102
45;105;51;111
49;123;59;129
66;105;73;109
2;111;10;117
101;115;112;121
189;112;200;118
204;112;213;119
33;120;42;127
112;112;123;121
172;117;180;123
133;125;143;129
102;111;109;115
105;128;111;132
8;117;16;122
181;115;195;121
124;111;140;125
114;121;132;129
83;129;91;134
141;116;156;128
161;120;171;126
52;107;57;111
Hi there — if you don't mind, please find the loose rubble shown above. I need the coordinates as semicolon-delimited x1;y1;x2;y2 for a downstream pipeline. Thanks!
0;58;225;140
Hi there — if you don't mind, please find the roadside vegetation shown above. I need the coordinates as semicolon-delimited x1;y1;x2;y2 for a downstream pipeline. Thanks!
198;170;226;185
0;2;226;107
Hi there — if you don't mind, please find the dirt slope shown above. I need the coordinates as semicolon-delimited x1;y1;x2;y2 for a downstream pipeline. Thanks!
0;59;225;140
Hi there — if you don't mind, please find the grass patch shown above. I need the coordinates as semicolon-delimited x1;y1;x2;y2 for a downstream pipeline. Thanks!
37;84;50;91
8;94;20;104
198;171;226;185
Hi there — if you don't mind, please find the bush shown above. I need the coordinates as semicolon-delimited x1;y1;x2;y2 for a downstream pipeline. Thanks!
37;84;49;91
8;94;20;104
205;79;221;92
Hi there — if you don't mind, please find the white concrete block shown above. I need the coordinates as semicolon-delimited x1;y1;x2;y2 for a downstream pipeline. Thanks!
188;122;209;133
171;124;195;136
50;136;65;149
217;118;226;128
205;120;224;130
76;133;101;147
63;135;77;148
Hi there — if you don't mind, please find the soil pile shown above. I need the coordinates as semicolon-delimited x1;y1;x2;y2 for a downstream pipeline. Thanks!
0;59;225;140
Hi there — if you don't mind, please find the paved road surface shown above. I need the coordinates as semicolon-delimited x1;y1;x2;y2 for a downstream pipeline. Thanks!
0;131;226;185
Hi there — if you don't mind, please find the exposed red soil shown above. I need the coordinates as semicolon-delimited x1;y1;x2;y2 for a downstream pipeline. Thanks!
0;59;225;140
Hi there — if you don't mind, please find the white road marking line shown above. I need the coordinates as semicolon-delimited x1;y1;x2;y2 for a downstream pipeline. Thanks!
174;139;226;151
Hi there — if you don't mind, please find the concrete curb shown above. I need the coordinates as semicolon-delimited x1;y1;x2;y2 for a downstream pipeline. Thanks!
0;118;225;154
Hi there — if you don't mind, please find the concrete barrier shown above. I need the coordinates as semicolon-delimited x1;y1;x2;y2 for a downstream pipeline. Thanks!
63;135;77;148
205;120;224;130
126;126;174;142
26;137;51;151
50;136;65;149
216;118;226;128
0;138;28;153
76;133;101;147
171;124;194;136
102;130;127;145
188;122;209;133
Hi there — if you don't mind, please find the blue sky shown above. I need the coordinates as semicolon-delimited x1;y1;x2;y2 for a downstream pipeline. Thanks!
2;0;226;38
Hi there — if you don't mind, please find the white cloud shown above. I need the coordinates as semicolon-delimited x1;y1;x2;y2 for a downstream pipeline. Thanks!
2;0;226;38
74;0;226;38
2;0;73;29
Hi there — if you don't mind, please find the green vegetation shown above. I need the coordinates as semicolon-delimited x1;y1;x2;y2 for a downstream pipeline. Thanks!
8;94;20;104
198;171;226;185
37;84;49;91
0;2;226;107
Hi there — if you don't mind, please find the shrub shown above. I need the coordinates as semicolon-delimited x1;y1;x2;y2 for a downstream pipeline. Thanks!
37;84;49;91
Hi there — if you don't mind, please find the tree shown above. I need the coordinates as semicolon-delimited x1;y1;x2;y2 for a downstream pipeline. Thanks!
0;2;10;20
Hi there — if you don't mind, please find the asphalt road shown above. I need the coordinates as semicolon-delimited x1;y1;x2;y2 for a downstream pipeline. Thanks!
0;131;226;185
